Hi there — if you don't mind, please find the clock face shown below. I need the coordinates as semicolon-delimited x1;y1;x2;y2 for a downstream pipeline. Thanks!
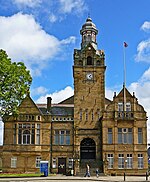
86;73;93;80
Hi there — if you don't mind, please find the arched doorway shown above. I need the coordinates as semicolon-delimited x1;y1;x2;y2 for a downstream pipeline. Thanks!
80;138;96;160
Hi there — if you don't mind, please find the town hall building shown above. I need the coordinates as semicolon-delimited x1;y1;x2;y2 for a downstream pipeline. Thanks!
0;17;148;176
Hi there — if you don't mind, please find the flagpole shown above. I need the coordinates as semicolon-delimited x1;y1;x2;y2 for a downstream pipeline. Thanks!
123;42;127;113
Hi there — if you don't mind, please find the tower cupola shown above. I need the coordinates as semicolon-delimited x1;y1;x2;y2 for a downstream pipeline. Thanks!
80;17;98;49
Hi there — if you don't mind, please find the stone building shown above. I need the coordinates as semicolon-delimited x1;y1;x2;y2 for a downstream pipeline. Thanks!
0;17;148;175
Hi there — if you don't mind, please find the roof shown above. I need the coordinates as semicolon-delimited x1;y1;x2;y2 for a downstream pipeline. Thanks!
37;96;111;116
51;107;74;116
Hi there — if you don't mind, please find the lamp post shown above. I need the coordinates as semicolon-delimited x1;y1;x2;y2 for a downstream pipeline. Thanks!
124;159;127;181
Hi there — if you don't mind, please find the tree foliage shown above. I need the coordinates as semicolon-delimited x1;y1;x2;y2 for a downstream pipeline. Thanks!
0;49;32;118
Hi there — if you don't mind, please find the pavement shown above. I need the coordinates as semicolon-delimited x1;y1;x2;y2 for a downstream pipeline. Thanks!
0;175;149;182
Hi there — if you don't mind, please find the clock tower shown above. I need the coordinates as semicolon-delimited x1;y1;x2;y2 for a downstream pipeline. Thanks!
73;17;106;173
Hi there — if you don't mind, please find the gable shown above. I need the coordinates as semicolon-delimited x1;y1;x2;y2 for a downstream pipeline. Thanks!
59;96;74;104
18;95;41;115
117;87;133;98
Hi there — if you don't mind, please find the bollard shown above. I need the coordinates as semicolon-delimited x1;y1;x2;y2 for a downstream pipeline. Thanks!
146;172;148;181
124;172;126;181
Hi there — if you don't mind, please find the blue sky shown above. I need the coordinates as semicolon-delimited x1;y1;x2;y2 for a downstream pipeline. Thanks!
0;0;150;144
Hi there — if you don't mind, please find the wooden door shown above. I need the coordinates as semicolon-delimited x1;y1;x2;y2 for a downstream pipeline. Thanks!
58;158;66;174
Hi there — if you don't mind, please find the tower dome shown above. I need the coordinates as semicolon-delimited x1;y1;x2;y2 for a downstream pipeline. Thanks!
80;17;98;49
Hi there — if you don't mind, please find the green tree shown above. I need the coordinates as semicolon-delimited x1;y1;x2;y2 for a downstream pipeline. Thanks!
0;49;32;118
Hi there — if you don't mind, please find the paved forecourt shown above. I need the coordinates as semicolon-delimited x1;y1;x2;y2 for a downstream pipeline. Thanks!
0;175;149;182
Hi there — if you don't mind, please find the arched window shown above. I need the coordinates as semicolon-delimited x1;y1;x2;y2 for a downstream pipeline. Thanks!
79;60;83;66
97;60;100;65
23;130;30;144
87;56;93;65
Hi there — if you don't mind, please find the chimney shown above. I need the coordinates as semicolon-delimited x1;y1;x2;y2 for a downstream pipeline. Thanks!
47;97;52;112
113;92;116;98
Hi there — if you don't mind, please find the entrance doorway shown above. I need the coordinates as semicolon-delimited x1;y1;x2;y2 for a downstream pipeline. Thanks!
58;158;66;174
80;138;96;160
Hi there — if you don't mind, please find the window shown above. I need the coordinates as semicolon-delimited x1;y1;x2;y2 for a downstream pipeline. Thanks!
68;158;73;169
127;154;133;168
14;124;17;144
23;130;30;144
66;130;70;145
118;154;124;169
11;157;17;168
108;128;112;144
138;128;143;144
60;131;65;145
118;102;123;111
79;109;82;121
52;158;57;168
107;154;114;169
36;124;40;144
138;154;143;168
54;130;70;145
118;102;131;112
87;56;92;65
118;128;133;144
36;156;41;168
87;34;91;42
91;110;94;121
126;102;131;111
85;109;88;121
18;123;40;145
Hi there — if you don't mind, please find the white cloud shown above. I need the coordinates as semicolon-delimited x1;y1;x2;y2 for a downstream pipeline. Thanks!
49;13;58;23
135;39;150;62
61;36;76;44
140;67;150;81
0;13;76;76
105;87;115;100
31;86;48;96
36;86;74;104
59;0;87;14
128;68;150;144
141;21;150;32
135;21;150;62
14;0;42;8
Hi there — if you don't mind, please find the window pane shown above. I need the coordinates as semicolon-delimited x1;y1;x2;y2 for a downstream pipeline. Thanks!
108;129;112;144
11;157;17;168
126;102;131;111
68;158;73;169
36;157;41;168
138;128;143;144
107;154;114;169
123;133;127;143
118;154;124;168
118;133;122;144
128;133;133;144
60;135;64;145
118;103;123;111
138;154;143;168
66;135;70;145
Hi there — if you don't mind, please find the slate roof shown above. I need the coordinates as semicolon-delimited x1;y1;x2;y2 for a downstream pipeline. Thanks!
37;96;111;116
38;105;74;116
51;107;74;116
